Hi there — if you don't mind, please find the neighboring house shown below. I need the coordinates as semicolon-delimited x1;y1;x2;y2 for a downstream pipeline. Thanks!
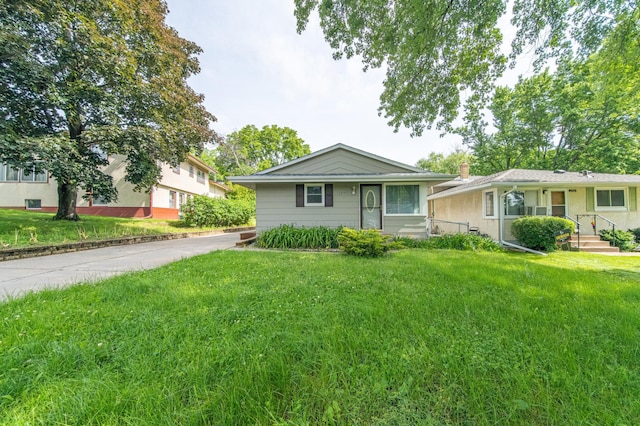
0;154;228;219
427;169;640;241
229;143;454;237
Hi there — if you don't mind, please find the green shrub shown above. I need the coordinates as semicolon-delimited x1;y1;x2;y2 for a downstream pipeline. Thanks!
629;228;640;244
511;216;576;251
599;229;637;251
393;233;503;251
338;228;388;257
180;195;255;228
256;225;341;249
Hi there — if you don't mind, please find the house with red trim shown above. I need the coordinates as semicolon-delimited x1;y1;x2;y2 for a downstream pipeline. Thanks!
0;154;228;219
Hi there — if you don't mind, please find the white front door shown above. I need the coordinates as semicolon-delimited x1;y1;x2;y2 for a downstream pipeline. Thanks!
360;184;382;229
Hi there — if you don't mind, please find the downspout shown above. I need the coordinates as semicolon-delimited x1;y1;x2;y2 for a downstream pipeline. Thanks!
143;186;154;219
499;187;547;256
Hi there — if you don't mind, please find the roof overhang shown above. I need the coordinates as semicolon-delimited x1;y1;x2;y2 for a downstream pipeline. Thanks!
427;180;640;200
230;173;456;190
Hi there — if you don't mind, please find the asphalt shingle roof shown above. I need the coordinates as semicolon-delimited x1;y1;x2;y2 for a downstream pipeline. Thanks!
429;169;640;199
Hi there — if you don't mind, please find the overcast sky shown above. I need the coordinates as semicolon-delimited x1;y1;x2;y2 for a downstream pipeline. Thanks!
164;0;531;167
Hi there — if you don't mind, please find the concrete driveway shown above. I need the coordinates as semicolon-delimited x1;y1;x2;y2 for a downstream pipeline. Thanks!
0;232;241;301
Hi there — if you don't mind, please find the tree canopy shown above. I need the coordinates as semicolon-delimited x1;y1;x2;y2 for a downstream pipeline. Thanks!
213;125;311;177
0;0;217;219
294;0;638;136
456;17;640;176
416;148;474;175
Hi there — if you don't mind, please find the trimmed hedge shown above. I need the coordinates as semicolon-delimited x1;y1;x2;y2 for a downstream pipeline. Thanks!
180;195;254;228
511;216;576;251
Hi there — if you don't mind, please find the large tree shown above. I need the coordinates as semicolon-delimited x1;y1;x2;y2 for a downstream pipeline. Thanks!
0;0;217;220
213;125;311;177
457;18;640;176
416;148;475;175
294;0;637;135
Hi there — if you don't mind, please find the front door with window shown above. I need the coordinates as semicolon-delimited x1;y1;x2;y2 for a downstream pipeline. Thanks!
550;190;567;217
361;184;382;229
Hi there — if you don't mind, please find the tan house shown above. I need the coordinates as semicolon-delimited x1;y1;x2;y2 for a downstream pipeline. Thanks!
428;168;640;241
0;154;228;219
229;143;454;237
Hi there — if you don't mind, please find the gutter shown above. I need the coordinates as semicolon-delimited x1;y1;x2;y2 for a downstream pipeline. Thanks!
499;187;547;256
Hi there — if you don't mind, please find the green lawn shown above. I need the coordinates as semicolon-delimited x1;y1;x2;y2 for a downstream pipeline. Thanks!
1;250;639;424
0;209;233;248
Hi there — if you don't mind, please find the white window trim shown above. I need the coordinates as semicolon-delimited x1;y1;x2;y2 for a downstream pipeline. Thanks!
304;183;324;207
595;187;627;211
383;182;424;216
503;189;540;218
196;169;206;184
25;199;42;210
0;163;19;182
483;189;498;219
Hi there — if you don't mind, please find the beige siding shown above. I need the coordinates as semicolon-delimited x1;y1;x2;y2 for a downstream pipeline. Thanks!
1;154;224;211
76;158;149;208
256;182;360;231
271;148;410;175
432;191;501;239
158;160;210;196
432;186;640;241
0;179;58;208
569;187;640;231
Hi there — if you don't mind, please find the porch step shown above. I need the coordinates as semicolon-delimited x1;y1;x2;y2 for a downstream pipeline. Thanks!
236;231;257;247
567;234;620;253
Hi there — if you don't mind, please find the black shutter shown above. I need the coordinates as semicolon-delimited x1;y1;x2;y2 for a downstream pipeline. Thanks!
296;184;304;207
325;184;333;207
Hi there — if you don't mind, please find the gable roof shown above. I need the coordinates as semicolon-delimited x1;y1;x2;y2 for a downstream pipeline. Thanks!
256;143;427;175
428;169;640;200
229;143;455;188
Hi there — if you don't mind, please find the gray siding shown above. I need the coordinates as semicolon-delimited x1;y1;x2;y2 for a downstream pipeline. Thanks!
256;182;360;231
383;216;428;237
271;148;410;175
256;182;432;238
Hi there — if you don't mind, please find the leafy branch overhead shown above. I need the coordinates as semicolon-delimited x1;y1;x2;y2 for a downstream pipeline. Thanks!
0;0;217;219
213;125;311;178
294;0;638;136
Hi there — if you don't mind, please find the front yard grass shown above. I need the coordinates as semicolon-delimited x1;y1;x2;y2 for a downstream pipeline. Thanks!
0;209;239;248
1;250;639;424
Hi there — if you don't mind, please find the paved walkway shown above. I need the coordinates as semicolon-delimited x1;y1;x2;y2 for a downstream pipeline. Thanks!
0;232;241;301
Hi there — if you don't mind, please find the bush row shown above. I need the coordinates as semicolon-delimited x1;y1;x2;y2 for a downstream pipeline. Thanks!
394;233;503;252
256;225;502;257
180;195;255;228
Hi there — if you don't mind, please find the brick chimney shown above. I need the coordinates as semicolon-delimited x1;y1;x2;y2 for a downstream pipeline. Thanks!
459;161;470;180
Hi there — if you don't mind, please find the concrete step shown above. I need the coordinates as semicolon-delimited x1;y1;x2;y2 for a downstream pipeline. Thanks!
567;234;620;253
577;246;621;253
570;234;603;242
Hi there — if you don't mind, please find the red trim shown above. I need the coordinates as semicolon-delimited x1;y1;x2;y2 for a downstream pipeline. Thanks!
150;207;179;220
76;207;152;217
1;206;153;218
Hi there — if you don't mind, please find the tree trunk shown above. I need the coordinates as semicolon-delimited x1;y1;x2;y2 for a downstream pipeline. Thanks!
54;181;79;221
